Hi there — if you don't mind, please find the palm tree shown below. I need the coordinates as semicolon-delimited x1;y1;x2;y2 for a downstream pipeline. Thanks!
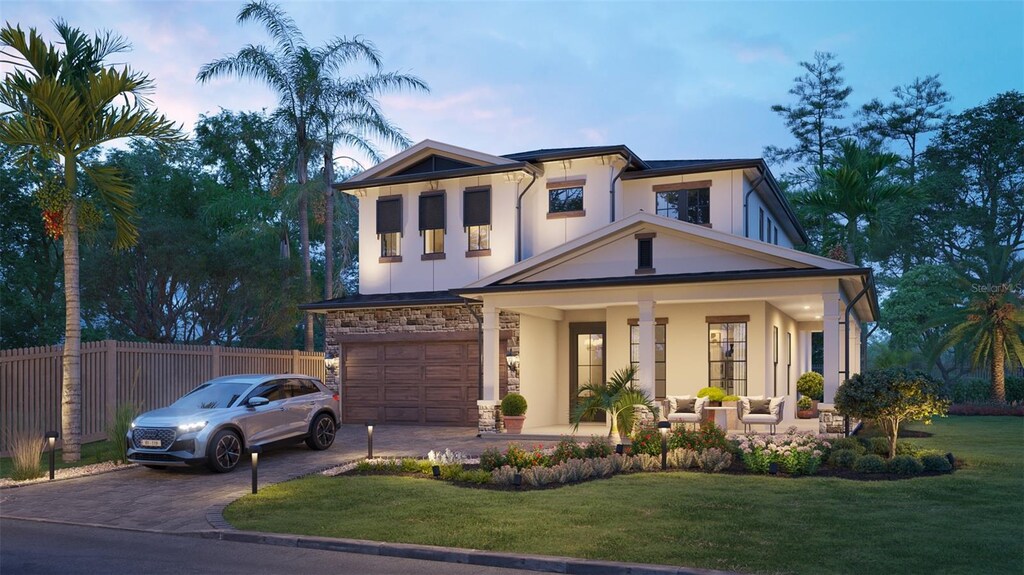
0;22;182;460
198;0;414;349
936;251;1024;402
571;366;658;440
794;139;910;265
316;73;426;298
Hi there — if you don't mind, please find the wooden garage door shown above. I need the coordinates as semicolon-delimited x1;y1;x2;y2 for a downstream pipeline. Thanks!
340;334;506;427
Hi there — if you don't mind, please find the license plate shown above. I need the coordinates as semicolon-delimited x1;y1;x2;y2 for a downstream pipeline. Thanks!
140;439;162;448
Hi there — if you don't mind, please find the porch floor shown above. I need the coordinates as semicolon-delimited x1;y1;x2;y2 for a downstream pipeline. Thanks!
519;418;822;439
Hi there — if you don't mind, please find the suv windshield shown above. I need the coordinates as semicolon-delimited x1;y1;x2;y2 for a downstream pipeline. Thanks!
172;382;253;409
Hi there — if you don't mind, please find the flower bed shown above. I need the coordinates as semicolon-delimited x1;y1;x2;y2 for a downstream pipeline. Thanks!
737;431;829;476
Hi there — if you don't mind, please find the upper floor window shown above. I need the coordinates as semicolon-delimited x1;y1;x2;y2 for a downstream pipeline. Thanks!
653;180;711;225
635;232;654;274
548;179;586;215
464;187;491;253
759;207;765;241
419;191;446;258
377;195;402;261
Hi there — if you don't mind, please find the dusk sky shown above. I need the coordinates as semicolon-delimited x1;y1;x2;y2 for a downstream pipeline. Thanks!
4;1;1022;168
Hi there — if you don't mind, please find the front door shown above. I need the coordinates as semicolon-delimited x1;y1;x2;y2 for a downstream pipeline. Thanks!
569;322;606;423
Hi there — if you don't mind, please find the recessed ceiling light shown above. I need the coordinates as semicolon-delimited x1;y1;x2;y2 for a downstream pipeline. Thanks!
803;305;810;310
815;315;821;319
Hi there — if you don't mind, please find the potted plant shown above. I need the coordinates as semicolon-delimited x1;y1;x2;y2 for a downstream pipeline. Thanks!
796;372;824;418
697;387;727;424
501;393;528;434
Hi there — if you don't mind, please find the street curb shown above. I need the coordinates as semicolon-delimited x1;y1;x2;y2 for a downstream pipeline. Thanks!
201;529;741;575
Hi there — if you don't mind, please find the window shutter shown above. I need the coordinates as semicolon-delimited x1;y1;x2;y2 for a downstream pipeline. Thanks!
377;196;402;235
419;192;446;231
637;237;653;269
463;188;491;227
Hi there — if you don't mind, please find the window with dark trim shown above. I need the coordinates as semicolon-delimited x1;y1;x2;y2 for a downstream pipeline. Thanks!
774;225;779;245
766;217;773;244
708;321;747;396
419;192;445;256
637;237;653;270
549;186;584;213
655;188;710;225
630;320;667;399
464;187;491;252
759;208;765;241
377;196;402;259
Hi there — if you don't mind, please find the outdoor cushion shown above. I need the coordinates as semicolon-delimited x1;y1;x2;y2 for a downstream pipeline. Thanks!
674;398;697;414
749;399;772;414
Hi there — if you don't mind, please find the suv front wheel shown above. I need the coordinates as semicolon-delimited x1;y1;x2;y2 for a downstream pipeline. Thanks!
207;429;242;473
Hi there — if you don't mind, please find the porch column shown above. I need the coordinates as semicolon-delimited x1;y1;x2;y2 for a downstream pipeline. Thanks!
798;330;812;374
481;305;500;402
822;292;841;403
638;298;656;399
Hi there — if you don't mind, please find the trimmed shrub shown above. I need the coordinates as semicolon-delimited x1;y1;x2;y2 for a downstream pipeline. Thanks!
453;469;491;484
828;448;859;469
637;454;661;472
797;371;825;401
831;436;866;455
629;425;662;456
479;447;505;471
500;393;527;416
668;421;732;453
502;444;548;470
521;465;554;487
889;455;924;476
583;436;613;459
550;437;585;464
667;448;697;469
696;448;732;473
920;454;953;472
869;437;891;457
1008;376;1024;404
853;454;887;474
490;465;517;485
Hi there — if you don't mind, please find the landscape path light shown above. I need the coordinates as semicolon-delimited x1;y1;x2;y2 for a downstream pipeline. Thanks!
250;445;262;494
366;423;374;459
658;421;671;470
45;431;59;480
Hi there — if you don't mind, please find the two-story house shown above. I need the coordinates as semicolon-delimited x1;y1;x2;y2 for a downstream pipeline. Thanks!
301;140;878;433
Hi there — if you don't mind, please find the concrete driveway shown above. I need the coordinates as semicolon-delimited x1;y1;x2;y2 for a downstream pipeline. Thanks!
0;425;559;532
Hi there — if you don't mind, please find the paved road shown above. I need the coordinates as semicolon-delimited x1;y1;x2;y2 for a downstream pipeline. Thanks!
0;518;534;575
0;425;558;532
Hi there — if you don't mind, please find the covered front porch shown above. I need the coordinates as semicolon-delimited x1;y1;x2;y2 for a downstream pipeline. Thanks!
465;272;872;435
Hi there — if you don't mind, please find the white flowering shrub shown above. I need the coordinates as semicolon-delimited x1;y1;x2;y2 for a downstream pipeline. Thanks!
736;431;830;475
427;448;467;466
696;448;732;473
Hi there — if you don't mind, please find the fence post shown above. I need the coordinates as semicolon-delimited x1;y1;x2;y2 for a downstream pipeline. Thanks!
105;339;117;422
292;349;300;373
212;345;222;378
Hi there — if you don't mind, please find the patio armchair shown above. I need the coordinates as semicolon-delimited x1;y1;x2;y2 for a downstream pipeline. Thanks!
737;396;785;434
664;395;708;428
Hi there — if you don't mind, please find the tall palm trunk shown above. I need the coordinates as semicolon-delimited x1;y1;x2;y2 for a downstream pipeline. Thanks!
992;327;1006;402
323;147;335;300
296;140;314;352
845;218;857;265
61;154;81;462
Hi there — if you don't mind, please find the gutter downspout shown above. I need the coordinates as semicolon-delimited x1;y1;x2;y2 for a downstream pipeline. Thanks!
743;173;765;238
463;299;484;435
610;153;632;223
840;277;871;436
515;171;538;263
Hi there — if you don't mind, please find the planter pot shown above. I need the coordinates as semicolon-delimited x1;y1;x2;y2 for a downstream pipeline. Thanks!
797;399;820;419
503;415;526;434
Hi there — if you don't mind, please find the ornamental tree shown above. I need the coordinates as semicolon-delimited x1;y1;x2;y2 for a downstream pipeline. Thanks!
835;368;949;459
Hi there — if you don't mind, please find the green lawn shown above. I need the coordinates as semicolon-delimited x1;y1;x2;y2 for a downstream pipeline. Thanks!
0;439;118;479
225;417;1024;574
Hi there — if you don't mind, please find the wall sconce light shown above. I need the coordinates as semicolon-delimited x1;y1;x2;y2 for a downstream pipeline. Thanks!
505;349;520;377
366;423;374;459
658;421;671;470
324;352;340;373
45;431;59;480
250;445;262;494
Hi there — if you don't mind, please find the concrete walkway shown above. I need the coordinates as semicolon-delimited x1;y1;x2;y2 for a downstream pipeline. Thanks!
0;425;560;532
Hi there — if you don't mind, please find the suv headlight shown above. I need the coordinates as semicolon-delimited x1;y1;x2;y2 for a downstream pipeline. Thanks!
177;421;208;433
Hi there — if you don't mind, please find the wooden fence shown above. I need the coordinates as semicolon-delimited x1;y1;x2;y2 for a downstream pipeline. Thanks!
0;340;325;453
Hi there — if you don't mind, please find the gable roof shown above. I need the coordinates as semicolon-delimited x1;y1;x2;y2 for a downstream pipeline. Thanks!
343;139;518;185
503;145;648;169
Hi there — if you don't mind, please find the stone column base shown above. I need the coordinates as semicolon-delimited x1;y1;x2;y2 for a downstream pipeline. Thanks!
631;405;656;435
818;404;858;435
478;401;501;434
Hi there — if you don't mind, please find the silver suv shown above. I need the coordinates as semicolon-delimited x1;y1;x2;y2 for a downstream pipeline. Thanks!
127;374;339;473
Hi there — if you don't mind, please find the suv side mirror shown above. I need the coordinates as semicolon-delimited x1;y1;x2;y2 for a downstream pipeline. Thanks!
247;396;270;408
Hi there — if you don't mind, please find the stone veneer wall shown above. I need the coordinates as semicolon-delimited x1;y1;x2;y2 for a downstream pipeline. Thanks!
323;304;520;433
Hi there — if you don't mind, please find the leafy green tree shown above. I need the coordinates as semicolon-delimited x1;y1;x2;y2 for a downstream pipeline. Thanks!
835;368;948;459
571;365;658;440
921;92;1024;400
0;22;182;460
198;0;394;350
792;140;910;265
858;74;951;184
765;52;853;180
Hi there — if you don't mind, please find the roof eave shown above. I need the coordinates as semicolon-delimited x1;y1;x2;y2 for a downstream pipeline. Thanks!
333;162;541;192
